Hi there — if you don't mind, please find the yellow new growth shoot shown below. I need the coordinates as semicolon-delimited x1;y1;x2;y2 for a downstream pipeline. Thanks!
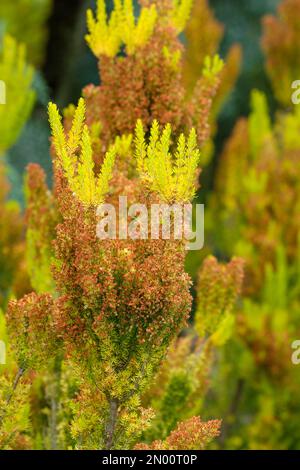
171;0;194;33
135;120;200;202
48;98;116;206
202;54;224;79
86;0;157;58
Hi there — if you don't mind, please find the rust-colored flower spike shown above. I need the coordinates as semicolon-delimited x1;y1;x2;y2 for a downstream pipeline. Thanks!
262;0;300;107
195;256;244;338
83;0;223;152
33;175;192;447
15;112;196;448
135;416;221;450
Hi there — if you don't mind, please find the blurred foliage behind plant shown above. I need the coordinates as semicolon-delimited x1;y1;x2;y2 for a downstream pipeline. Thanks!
0;0;52;66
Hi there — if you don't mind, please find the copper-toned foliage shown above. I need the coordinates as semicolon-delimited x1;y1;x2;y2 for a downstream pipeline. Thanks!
135;416;221;450
84;0;223;156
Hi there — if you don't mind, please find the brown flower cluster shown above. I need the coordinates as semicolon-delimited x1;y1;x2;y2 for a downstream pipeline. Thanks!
135;416;221;450
84;0;223;155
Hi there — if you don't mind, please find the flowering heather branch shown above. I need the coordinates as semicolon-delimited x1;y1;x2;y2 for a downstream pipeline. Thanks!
86;0;193;58
83;0;223;152
135;416;221;450
48;99;116;206
9;120;197;447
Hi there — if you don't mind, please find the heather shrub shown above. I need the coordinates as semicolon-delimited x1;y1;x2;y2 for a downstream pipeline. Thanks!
1;0;299;452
